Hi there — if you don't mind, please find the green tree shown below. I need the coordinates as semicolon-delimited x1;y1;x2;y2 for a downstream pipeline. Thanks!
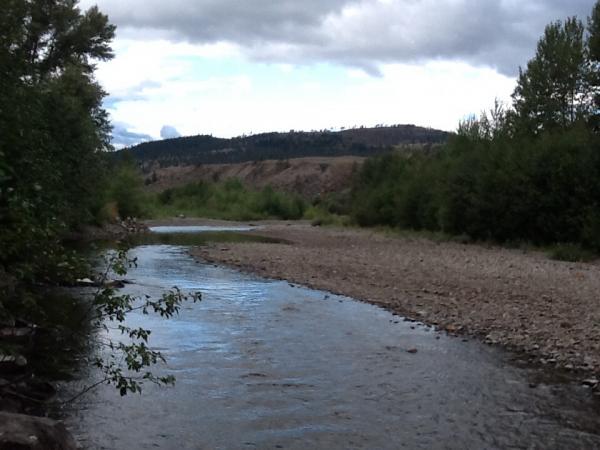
512;17;592;134
586;0;600;128
0;0;115;315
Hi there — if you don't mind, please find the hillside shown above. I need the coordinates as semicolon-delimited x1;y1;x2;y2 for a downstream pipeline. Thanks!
124;124;451;167
144;156;364;199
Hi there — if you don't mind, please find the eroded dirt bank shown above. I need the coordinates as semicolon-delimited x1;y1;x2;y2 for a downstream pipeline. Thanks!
144;156;364;198
186;220;600;379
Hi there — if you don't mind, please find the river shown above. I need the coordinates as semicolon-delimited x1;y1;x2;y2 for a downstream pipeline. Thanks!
61;227;600;449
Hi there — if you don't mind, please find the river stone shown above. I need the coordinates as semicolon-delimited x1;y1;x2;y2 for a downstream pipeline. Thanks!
0;412;77;450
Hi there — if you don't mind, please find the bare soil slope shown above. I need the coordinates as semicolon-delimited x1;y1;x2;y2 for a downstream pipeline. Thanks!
145;156;363;198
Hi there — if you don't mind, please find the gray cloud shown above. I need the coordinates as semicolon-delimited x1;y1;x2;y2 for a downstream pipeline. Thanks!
87;0;596;75
160;125;181;139
111;122;153;148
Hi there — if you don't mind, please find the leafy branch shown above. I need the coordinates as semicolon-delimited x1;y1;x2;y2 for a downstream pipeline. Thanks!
72;247;201;399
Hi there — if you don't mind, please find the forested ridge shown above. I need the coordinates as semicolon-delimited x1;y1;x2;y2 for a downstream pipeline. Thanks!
123;125;450;167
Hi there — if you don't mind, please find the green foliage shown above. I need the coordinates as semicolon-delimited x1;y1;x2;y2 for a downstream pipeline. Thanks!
350;151;443;230
0;1;190;399
303;191;353;227
350;124;600;251
304;209;350;227
65;248;202;399
589;1;600;61
548;244;596;262
104;162;149;220
0;0;115;311
150;180;306;221
512;16;592;134
588;2;600;129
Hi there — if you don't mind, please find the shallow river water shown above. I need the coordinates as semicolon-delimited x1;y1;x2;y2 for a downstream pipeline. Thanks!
62;229;600;449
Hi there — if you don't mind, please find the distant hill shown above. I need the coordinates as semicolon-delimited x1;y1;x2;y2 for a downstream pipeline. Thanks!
122;125;451;167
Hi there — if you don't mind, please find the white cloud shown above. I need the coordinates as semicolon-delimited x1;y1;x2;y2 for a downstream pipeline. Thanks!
96;38;240;95
160;125;181;139
95;37;516;140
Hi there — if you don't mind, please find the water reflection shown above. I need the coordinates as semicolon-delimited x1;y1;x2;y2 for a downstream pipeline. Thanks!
150;225;258;234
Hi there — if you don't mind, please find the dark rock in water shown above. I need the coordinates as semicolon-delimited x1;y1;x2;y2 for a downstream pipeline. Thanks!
0;412;77;449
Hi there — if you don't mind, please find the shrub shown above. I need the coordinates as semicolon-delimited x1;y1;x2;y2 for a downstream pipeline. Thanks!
150;180;307;221
549;244;596;262
106;163;148;219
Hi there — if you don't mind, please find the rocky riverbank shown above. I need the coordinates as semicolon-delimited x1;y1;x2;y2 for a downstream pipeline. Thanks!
0;324;78;450
189;220;600;387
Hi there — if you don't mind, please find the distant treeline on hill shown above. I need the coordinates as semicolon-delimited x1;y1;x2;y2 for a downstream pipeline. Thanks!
121;125;451;166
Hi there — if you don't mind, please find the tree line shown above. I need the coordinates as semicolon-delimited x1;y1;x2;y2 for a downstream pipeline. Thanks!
350;3;600;253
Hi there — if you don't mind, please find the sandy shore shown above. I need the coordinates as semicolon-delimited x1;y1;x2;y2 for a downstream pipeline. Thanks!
186;220;600;379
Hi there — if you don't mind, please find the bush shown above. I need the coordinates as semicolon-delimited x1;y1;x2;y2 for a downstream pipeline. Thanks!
96;201;120;224
253;186;305;220
105;163;148;219
304;206;350;227
150;180;307;221
549;244;596;262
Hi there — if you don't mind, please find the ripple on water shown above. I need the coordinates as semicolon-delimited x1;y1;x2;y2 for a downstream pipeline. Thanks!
61;238;600;450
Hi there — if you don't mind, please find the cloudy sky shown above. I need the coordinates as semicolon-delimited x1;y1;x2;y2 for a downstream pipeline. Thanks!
79;0;595;147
